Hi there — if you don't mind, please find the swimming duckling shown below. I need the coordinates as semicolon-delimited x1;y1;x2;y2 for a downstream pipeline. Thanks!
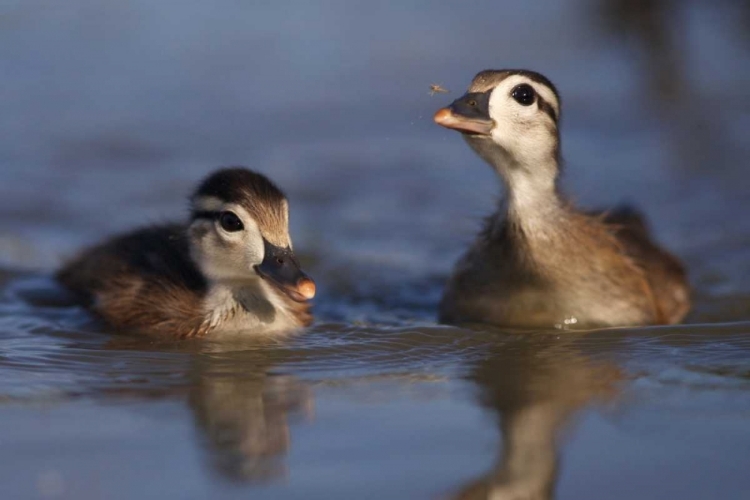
57;167;315;337
434;69;690;328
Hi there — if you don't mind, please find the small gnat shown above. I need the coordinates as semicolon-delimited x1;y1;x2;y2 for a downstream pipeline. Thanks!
429;84;449;96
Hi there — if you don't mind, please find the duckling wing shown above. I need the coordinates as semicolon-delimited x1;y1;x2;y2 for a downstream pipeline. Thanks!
57;224;209;336
595;206;691;324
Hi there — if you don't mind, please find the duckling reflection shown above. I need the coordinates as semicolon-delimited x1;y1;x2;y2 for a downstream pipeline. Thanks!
99;335;313;483
451;338;621;500
182;342;312;482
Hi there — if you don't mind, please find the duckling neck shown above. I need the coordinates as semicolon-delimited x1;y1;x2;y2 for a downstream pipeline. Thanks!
467;137;564;226
504;171;562;219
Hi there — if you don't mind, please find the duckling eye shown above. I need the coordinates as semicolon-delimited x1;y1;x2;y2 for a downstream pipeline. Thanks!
219;211;244;232
511;84;536;106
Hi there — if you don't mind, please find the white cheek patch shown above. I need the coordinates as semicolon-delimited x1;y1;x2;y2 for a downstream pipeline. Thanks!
191;197;271;252
485;77;560;195
189;200;267;280
217;203;265;264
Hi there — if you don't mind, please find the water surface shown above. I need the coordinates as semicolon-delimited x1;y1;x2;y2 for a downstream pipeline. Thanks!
1;1;749;498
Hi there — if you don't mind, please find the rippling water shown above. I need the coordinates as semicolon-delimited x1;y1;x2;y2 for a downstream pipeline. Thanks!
1;0;749;499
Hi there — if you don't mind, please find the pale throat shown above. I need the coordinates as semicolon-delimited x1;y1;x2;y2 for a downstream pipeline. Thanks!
203;279;286;330
504;164;559;214
466;136;561;216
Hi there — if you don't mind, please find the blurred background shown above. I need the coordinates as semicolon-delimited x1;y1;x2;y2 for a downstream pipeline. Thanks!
1;0;749;322
1;2;750;499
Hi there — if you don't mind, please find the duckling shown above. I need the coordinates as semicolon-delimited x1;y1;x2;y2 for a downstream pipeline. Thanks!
56;167;315;337
434;69;690;328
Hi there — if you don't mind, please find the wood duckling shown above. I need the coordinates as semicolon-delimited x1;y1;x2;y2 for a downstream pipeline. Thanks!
57;167;315;337
434;69;690;329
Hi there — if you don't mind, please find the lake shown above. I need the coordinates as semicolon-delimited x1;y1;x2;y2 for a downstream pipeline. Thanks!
1;1;749;499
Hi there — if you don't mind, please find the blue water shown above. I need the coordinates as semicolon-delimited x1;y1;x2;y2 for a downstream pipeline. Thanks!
1;1;749;498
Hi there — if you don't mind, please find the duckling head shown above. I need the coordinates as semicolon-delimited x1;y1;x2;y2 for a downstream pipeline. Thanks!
188;168;315;302
434;70;562;202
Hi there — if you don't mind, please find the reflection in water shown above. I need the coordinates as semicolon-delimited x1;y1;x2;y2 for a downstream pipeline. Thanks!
0;0;748;496
2;293;750;499
103;336;314;484
453;338;622;500
189;357;312;482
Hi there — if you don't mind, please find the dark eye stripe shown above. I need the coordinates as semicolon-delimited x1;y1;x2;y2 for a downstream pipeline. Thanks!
537;95;558;123
192;210;221;221
192;210;245;232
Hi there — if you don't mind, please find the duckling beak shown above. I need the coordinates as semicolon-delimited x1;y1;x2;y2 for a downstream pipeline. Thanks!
434;107;494;135
254;241;316;302
434;91;494;135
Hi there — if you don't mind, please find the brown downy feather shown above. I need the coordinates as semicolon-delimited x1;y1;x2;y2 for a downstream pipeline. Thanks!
596;206;691;324
58;223;313;337
440;198;689;328
57;225;211;337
